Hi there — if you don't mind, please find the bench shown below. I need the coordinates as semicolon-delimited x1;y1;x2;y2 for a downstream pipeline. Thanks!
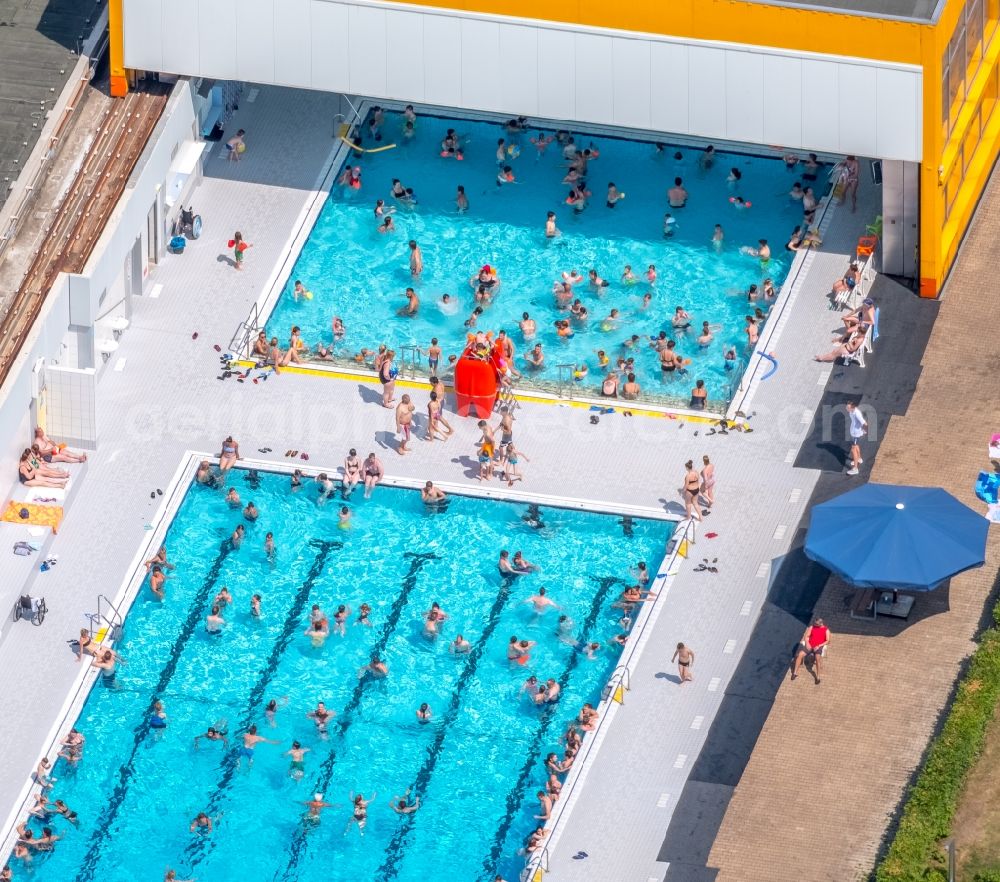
850;588;878;620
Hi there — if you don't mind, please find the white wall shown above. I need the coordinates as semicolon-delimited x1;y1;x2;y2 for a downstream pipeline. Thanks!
45;366;98;450
123;0;924;161
0;80;200;479
79;83;199;324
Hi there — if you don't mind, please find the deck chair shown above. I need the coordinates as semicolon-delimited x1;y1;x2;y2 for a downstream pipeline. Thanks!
847;328;871;367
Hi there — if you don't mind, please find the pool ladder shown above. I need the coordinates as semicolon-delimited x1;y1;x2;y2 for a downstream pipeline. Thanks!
86;594;123;643
398;344;423;379
603;665;631;705
554;363;576;398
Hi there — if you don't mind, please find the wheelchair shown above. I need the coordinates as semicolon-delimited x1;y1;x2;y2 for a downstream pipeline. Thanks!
13;594;46;626
172;205;203;240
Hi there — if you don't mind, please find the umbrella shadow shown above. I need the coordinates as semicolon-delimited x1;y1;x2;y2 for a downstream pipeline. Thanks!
826;577;952;637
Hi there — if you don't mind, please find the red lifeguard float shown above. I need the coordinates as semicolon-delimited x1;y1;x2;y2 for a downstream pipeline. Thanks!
452;334;504;418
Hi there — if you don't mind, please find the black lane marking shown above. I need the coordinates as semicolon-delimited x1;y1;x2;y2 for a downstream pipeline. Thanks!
188;539;339;866
278;551;439;880
479;575;623;881
73;542;233;882
376;573;518;880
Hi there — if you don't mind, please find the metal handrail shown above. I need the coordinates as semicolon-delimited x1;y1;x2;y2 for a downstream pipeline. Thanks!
0;63;92;270
398;344;422;380
521;518;697;881
602;664;631;704
554;363;576;398
228;301;262;359
88;594;124;642
332;95;364;140
521;845;549;882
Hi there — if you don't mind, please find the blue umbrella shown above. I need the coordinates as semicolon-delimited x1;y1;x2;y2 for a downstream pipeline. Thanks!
804;484;989;591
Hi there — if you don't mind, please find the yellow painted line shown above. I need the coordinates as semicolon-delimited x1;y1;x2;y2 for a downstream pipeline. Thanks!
229;360;742;425
95;627;108;643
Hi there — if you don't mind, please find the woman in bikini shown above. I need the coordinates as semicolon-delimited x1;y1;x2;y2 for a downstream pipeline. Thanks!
683;460;706;522
219;436;240;473
75;628;96;662
347;792;376;836
343;449;362;496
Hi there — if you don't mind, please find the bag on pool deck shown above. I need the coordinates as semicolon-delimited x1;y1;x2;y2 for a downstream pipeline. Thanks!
13;541;34;556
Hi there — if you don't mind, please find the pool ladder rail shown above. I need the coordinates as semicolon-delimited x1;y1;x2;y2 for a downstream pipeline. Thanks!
603;665;631;705
86;593;123;644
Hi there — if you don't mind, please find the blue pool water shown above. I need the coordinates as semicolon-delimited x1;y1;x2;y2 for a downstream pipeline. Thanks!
267;109;817;407
15;469;672;882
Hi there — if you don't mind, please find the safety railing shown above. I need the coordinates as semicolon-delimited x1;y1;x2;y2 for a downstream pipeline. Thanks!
602;664;632;705
520;517;697;882
87;594;123;643
331;95;365;141
554;363;576;398
0;58;92;273
495;382;520;413
398;344;422;380
228;301;263;359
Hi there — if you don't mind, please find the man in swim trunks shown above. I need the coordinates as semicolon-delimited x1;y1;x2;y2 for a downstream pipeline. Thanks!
363;453;384;498
395;395;415;455
206;605;225;633
239;725;279;767
302;792;334;820
520;312;537;339
390;790;421;814
409;240;423;276
525;587;559;613
307;703;335;738
672;643;695;684
495;405;515;448
668;177;688;208
498;550;518;575
93;649;118;685
421;481;446;504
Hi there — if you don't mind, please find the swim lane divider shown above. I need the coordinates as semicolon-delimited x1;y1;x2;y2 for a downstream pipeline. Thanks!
72;540;235;882
481;574;624;880
376;572;520;880
280;550;439;878
187;538;341;867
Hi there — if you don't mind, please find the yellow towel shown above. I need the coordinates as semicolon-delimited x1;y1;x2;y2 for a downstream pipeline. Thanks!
2;500;64;534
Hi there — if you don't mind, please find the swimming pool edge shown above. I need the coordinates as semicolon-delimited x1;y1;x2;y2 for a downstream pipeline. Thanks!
0;449;683;870
520;518;696;882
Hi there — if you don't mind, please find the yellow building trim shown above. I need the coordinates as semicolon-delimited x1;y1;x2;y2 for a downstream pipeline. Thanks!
387;0;927;65
109;0;129;97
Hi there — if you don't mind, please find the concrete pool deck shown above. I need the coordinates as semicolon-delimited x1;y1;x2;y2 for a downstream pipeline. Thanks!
0;84;902;880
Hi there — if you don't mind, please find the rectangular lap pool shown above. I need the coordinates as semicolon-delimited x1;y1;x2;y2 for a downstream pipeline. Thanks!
12;467;672;882
265;107;818;409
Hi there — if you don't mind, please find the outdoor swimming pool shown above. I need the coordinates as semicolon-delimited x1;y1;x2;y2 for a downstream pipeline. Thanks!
266;108;818;408
12;467;672;882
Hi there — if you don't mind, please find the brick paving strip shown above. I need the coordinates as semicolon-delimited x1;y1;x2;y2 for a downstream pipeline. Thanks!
707;169;1000;882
